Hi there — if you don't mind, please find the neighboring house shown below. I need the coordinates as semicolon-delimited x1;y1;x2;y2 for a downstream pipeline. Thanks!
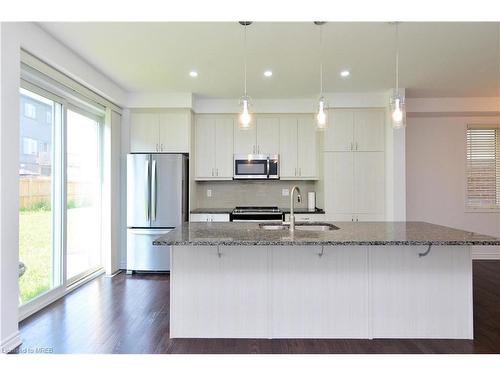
19;94;52;176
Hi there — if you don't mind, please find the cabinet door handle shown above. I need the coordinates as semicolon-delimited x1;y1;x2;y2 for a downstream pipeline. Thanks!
216;168;219;176
211;168;214;177
355;142;358;151
299;168;301;176
258;145;260;153
294;168;297;176
350;142;353;151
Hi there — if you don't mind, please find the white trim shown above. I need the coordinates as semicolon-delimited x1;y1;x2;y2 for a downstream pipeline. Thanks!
0;332;21;354
21;49;122;113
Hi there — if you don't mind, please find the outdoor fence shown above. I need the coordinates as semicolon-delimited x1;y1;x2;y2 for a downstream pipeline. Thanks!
19;176;92;210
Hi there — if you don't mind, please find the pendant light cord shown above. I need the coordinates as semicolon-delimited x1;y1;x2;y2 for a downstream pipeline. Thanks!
319;24;323;96
244;24;247;97
395;22;399;92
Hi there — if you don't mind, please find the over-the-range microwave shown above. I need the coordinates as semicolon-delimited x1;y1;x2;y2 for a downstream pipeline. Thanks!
233;154;279;180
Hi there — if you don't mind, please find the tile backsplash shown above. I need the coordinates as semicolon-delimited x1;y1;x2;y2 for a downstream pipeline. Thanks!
194;180;319;209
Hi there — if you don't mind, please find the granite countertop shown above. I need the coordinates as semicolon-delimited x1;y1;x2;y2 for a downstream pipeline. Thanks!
190;207;325;214
190;208;233;214
153;221;500;246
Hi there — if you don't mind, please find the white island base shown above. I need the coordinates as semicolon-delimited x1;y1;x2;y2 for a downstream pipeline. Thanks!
170;245;473;339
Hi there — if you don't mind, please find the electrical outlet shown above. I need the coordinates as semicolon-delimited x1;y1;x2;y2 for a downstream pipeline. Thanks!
207;189;212;198
282;188;289;197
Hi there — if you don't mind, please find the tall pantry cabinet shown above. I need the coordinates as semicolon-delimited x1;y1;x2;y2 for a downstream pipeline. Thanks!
323;109;385;221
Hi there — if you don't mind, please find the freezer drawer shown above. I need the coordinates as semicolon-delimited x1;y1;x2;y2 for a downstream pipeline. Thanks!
127;228;172;272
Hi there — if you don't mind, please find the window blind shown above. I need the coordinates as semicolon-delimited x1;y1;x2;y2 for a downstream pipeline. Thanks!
466;125;500;208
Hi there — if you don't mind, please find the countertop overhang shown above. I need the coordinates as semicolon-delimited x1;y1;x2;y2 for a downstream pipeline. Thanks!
153;221;500;246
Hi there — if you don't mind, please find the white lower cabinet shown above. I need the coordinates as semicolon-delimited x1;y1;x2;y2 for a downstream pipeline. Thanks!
170;245;473;339
271;246;368;338
189;213;230;222
370;246;473;339
170;246;268;338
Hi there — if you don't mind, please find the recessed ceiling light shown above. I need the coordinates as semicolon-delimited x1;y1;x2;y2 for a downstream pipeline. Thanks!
264;70;273;77
340;70;350;78
189;71;198;77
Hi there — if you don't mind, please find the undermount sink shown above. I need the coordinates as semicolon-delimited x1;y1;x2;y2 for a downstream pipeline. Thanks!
259;223;339;231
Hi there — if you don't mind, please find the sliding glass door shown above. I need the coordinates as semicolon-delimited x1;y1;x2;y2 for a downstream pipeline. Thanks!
66;109;102;281
18;88;62;304
19;87;104;307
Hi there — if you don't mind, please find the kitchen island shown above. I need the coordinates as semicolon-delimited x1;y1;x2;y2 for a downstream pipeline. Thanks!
154;221;500;339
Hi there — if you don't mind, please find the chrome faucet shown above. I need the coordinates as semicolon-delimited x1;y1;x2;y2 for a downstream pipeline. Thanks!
289;185;302;232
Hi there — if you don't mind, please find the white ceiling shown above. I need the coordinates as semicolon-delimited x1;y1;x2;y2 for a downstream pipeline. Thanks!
39;22;500;99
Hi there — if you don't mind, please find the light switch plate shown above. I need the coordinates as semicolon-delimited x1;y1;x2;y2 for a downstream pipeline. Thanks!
207;189;212;198
282;188;289;196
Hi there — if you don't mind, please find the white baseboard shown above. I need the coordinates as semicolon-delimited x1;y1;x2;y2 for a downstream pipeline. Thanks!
1;332;21;354
472;246;500;260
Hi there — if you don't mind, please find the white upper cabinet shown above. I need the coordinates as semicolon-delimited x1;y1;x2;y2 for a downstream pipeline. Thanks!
195;115;233;180
324;109;353;152
233;119;256;154
214;118;234;178
279;118;298;179
279;115;318;180
256;117;280;154
297;116;317;178
130;112;159;152
324;109;384;152
353;109;385;152
234;116;280;155
130;110;191;153
159;111;190;152
194;117;216;179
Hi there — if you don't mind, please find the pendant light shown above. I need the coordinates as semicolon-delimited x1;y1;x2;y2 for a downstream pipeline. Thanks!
390;22;405;129
239;21;252;130
315;21;327;130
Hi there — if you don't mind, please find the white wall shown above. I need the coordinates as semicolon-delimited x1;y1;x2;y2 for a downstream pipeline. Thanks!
0;22;127;351
406;112;500;259
0;22;23;354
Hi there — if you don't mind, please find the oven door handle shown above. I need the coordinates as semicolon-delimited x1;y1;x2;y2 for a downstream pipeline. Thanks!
267;157;270;179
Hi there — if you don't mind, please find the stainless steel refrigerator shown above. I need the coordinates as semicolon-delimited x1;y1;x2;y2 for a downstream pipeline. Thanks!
126;153;188;273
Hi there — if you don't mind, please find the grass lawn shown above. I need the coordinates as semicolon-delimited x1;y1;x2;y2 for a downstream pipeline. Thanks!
19;206;100;304
19;209;52;304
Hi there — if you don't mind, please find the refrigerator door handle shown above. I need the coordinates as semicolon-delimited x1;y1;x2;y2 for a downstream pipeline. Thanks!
145;159;150;221
151;159;157;221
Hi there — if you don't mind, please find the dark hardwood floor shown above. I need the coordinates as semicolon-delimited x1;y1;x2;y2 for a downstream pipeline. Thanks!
13;261;500;354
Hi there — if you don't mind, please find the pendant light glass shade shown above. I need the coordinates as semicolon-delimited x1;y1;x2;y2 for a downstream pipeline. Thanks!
390;22;406;129
239;96;251;129
238;22;252;130
316;96;327;130
390;90;405;129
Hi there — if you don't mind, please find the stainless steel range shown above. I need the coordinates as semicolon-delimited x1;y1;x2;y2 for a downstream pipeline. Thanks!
231;206;284;222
